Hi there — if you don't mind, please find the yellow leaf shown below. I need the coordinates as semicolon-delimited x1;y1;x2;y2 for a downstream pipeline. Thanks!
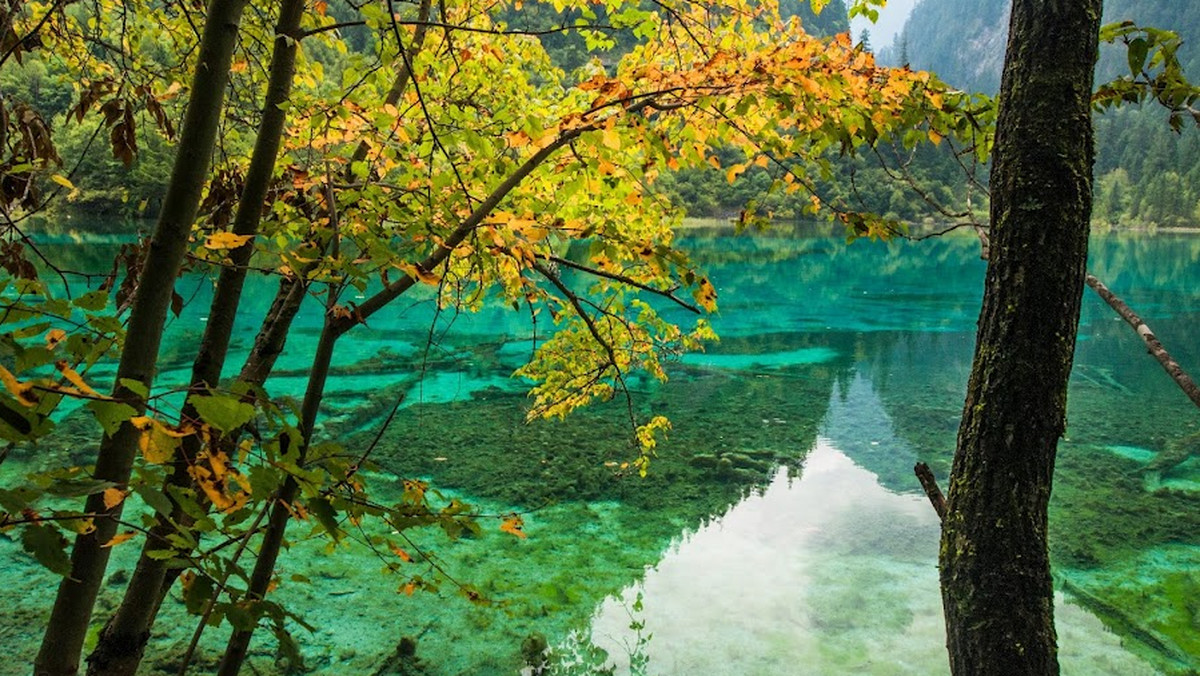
694;277;718;312
50;174;75;190
601;127;621;150
0;364;38;407
101;531;137;548
131;416;188;464
102;487;126;509
928;128;943;146
56;361;102;397
44;329;67;350
204;232;253;250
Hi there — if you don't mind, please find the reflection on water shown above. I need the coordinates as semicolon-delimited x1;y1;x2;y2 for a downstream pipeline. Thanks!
588;378;1158;676
5;224;1199;673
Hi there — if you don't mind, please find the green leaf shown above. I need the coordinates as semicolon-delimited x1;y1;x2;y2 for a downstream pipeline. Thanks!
73;290;110;312
133;483;174;517
188;393;256;434
307;497;342;542
0;486;36;512
118;378;149;399
1128;37;1149;76
184;574;215;614
88;399;137;436
22;524;72;576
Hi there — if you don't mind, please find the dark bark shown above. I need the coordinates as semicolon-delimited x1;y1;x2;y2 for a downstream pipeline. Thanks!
33;0;248;673
83;1;306;673
915;462;947;521
939;1;1102;674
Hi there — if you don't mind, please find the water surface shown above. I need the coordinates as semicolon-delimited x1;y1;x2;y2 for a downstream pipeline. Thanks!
3;223;1198;674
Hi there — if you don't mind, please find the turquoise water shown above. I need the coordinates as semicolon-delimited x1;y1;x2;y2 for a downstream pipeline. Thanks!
2;223;1199;674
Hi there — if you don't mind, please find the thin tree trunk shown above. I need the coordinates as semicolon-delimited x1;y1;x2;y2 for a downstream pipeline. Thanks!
211;31;645;671
939;1;1101;674
216;320;338;676
238;274;308;385
84;9;440;669
226;0;435;385
34;0;248;673
84;0;305;672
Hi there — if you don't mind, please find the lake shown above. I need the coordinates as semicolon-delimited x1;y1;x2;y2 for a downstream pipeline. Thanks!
2;222;1198;674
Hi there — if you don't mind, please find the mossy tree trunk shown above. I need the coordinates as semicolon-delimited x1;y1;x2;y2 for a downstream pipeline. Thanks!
34;0;248;672
939;0;1101;674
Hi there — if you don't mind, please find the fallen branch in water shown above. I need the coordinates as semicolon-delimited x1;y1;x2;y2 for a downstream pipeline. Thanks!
973;227;1197;410
1085;274;1200;410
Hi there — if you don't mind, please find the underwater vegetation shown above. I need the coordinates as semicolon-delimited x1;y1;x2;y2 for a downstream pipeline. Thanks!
3;228;1197;674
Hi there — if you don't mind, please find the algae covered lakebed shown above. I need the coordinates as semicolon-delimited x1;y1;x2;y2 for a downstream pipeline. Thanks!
2;224;1198;674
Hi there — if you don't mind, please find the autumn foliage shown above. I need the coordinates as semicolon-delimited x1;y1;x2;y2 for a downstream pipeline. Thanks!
0;0;990;671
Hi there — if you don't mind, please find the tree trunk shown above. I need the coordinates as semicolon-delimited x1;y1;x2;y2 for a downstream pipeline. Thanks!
216;319;339;676
939;1;1101;674
84;0;305;673
34;0;248;673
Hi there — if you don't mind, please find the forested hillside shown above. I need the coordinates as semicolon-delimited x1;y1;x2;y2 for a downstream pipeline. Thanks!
4;0;1193;225
884;0;1200;227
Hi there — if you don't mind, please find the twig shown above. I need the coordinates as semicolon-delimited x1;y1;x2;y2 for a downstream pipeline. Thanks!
915;462;946;522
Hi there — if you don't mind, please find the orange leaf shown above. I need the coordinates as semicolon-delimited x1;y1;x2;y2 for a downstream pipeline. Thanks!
400;582;416;596
45;329;67;350
101;531;136;548
102;487;125;509
499;515;527;539
389;542;412;562
504;131;530;148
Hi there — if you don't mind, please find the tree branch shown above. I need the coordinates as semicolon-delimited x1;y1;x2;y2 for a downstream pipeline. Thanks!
1085;273;1200;410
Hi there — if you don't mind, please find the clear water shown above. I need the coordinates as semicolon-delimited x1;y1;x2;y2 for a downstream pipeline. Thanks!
3;223;1199;674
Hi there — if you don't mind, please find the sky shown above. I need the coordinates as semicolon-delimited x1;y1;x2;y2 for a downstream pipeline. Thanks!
849;0;921;50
